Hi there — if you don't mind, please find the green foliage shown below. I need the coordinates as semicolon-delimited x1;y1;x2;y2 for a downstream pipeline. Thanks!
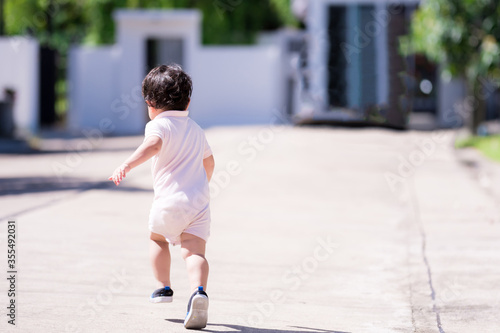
401;0;500;85
5;0;297;49
197;0;291;45
5;0;86;54
456;135;500;162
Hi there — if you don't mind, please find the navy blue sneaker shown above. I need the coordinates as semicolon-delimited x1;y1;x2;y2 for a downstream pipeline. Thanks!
150;286;173;303
184;286;209;329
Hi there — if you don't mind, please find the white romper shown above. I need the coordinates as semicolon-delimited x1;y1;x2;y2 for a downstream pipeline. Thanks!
144;110;212;245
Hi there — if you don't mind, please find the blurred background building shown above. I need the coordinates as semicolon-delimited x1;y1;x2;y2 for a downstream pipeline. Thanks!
68;9;286;133
0;0;499;137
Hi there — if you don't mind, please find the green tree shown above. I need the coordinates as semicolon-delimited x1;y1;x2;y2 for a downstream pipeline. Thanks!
400;0;500;133
5;0;87;118
5;0;296;50
82;0;296;46
5;0;86;53
0;0;5;35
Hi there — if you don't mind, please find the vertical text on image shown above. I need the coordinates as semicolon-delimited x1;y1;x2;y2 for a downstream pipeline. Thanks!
6;220;17;326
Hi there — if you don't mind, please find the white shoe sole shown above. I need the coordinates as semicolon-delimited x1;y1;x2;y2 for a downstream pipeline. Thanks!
149;296;173;303
184;295;209;329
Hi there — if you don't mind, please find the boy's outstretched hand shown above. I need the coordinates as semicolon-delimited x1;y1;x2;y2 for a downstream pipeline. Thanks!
109;163;131;186
108;136;162;186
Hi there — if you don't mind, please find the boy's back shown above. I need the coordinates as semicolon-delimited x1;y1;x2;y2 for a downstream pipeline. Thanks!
146;110;212;245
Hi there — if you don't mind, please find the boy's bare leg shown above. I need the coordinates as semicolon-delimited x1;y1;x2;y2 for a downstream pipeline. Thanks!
150;232;171;287
181;233;209;291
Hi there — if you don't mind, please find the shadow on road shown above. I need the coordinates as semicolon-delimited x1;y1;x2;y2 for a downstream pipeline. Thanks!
0;176;152;196
165;319;350;333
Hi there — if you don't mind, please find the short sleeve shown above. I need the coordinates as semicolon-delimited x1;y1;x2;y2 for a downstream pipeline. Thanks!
203;134;212;159
144;120;164;142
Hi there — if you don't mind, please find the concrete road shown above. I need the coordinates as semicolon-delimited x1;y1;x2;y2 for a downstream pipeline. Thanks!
0;126;499;333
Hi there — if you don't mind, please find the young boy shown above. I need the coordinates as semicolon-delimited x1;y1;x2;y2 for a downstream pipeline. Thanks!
109;64;214;330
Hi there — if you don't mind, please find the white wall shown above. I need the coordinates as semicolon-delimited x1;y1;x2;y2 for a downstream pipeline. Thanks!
0;37;39;136
190;46;281;128
68;9;283;134
68;46;125;134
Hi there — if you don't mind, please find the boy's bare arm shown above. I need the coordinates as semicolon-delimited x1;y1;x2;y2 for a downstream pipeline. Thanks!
109;136;162;185
203;155;215;182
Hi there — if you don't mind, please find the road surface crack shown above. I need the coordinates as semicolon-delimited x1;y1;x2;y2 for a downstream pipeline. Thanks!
409;177;445;333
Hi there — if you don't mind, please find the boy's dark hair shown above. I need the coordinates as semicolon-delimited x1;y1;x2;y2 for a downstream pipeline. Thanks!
142;64;193;111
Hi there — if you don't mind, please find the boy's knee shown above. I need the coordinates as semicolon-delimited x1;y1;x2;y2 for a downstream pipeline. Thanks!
181;249;206;261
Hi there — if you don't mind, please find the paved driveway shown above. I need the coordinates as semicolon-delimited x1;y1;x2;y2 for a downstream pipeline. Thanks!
0;126;499;332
